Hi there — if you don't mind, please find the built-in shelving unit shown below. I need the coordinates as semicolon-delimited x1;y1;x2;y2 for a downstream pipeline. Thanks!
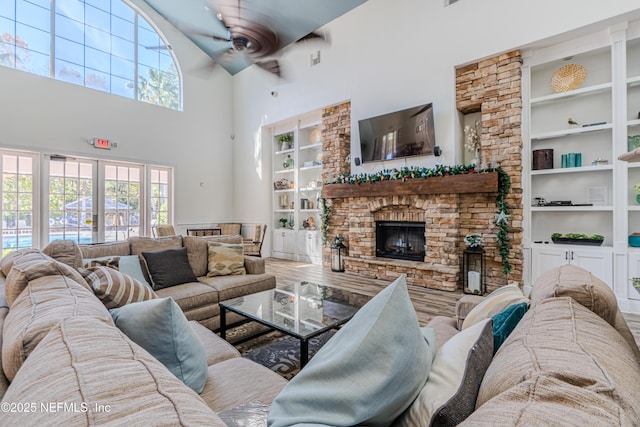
523;23;640;313
270;109;323;264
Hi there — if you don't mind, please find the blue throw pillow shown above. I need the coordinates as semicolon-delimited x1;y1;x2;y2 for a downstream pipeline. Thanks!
492;301;528;354
110;297;208;393
268;275;436;427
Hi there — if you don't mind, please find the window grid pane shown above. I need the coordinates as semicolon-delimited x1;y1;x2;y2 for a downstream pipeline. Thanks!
2;154;34;253
1;0;180;110
104;164;141;242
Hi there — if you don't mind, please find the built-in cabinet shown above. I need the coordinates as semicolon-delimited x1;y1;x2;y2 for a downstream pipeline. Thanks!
523;21;640;312
270;110;323;264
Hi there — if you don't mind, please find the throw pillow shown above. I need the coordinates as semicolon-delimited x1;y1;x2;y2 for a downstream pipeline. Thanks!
85;266;157;309
42;239;83;270
110;297;208;393
140;247;198;290
82;255;151;286
207;242;246;277
492;301;528;354
461;284;529;330
394;319;494;427
267;275;436;427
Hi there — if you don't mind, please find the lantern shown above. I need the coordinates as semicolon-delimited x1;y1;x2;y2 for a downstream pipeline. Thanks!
463;245;485;295
331;235;346;272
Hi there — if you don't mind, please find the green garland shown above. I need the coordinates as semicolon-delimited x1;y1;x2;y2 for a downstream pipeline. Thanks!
319;197;331;246
494;168;512;276
328;164;513;275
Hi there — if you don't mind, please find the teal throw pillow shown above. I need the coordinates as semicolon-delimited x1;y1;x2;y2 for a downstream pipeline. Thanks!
492;301;528;354
267;275;436;427
110;297;208;393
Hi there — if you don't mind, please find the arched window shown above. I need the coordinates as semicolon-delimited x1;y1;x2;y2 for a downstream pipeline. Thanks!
0;0;181;110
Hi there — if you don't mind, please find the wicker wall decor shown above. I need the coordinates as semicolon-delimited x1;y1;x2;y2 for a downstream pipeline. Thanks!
550;64;587;92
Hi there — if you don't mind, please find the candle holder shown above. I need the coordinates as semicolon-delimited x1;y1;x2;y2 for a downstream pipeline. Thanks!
331;234;346;272
463;245;485;295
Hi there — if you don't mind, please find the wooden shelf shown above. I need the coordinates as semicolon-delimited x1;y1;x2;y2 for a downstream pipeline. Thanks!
322;172;498;198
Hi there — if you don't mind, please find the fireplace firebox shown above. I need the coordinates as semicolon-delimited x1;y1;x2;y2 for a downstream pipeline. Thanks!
376;221;425;261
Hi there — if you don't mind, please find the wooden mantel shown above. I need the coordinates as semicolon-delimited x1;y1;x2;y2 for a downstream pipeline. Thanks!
322;172;499;198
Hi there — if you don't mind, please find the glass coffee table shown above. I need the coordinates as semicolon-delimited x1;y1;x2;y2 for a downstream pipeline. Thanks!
219;282;368;367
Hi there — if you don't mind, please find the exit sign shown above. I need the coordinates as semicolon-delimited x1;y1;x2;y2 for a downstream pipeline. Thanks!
90;138;116;150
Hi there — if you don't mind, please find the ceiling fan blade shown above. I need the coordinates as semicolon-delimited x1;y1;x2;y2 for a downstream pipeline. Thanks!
255;59;280;77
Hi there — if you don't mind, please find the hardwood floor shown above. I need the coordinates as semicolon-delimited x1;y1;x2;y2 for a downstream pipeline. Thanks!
264;258;640;348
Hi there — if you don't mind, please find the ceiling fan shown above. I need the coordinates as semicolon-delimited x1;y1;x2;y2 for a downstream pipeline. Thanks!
180;0;327;76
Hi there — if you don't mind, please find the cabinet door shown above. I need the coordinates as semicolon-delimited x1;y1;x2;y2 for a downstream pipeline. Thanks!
296;231;322;264
570;249;613;286
531;247;568;285
272;229;295;259
628;252;640;301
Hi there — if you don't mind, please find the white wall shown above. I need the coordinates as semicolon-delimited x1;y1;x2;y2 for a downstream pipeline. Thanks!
0;0;235;229
231;0;640;249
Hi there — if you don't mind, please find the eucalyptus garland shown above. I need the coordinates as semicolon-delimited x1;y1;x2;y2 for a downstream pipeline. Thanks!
328;164;513;275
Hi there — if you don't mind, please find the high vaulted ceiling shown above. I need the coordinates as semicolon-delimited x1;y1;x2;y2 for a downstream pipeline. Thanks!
141;0;368;75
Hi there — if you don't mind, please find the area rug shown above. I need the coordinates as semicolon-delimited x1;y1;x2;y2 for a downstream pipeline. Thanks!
225;322;335;380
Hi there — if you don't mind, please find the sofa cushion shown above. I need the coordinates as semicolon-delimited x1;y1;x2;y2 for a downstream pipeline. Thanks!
155;281;220;313
110;297;208;393
2;276;111;381
207;242;246;277
42;239;83;270
0;316;226;426
198;273;275;302
79;240;131;258
141;247;198;290
268;275;436;427
475;297;640;423
129;235;182;255
462;375;638;426
183;235;243;277
461;284;528;330
395;319;494;427
189;320;240;365
492;300;528;354
0;248;42;276
85;266;157;309
530;264;618;326
4;256;90;307
201;357;288;413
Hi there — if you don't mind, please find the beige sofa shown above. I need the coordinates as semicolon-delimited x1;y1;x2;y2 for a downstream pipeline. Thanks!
421;264;640;425
0;248;286;425
77;234;275;330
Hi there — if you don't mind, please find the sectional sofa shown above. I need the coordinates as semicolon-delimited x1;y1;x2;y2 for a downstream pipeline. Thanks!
77;234;275;330
0;238;286;425
0;239;638;425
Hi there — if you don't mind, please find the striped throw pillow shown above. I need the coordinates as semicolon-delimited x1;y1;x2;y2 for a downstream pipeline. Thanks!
86;266;157;309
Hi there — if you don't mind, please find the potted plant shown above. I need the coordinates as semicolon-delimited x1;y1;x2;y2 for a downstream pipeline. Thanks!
279;134;292;151
634;184;640;204
278;218;288;229
550;232;604;246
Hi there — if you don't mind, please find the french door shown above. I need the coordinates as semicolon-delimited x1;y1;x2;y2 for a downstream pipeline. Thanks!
47;157;143;244
1;149;171;252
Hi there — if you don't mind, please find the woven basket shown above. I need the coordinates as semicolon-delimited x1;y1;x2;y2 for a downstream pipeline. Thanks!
550;64;587;92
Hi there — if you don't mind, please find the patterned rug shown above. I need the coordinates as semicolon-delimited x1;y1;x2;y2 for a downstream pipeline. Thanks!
225;322;335;380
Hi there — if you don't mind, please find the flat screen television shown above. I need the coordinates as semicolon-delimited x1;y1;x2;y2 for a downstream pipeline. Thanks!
358;103;435;163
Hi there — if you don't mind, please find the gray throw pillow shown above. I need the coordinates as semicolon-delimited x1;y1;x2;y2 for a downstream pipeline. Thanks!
268;275;436;427
394;318;494;427
110;297;208;393
141;247;198;290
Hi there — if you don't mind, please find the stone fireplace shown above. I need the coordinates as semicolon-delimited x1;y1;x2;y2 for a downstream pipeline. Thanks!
376;221;425;262
320;49;524;293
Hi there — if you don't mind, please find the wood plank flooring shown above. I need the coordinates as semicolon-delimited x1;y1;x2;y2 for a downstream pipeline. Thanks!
264;258;640;348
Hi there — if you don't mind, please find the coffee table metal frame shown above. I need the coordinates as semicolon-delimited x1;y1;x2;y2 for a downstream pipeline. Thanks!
219;282;363;367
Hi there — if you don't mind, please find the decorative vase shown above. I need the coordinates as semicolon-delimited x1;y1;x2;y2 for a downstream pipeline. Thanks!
283;155;294;169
